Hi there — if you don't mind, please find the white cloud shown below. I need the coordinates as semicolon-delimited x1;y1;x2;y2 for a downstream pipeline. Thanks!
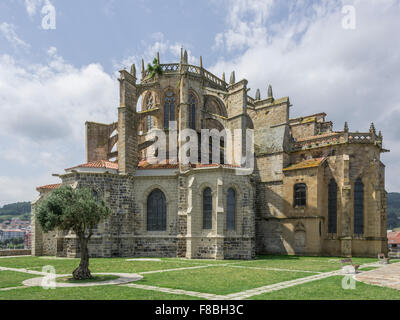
113;32;198;73
24;0;53;17
25;0;42;17
210;0;400;192
213;0;274;51
0;48;118;205
0;22;30;50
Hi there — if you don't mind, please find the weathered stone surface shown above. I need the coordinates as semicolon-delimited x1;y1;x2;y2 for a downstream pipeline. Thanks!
32;54;387;259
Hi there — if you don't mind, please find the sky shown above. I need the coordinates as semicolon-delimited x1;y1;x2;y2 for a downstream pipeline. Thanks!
0;0;400;205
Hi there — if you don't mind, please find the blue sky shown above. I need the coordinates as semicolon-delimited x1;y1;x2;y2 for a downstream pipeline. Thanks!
1;0;400;205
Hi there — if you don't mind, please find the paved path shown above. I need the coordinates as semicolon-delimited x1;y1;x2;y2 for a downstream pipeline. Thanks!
356;262;400;290
0;266;49;276
228;265;322;274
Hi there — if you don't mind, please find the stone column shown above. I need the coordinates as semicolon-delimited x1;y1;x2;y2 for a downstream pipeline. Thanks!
31;203;43;256
178;70;190;170
117;70;138;174
341;154;352;257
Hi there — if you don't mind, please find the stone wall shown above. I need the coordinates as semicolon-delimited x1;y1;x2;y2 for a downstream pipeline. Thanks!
0;249;31;256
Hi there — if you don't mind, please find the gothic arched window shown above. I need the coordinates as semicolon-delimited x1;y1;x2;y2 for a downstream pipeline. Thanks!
328;179;338;234
189;93;196;130
203;187;212;230
294;183;307;207
227;188;236;230
354;178;364;235
164;91;175;129
146;94;155;131
147;189;166;231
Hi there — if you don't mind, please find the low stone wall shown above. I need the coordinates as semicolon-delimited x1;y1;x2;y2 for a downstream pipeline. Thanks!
0;249;31;256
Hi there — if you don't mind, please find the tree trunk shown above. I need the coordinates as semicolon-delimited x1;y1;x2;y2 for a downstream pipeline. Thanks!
72;236;92;280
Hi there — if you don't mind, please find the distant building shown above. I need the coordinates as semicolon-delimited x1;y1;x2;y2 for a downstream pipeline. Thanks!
388;231;400;252
0;229;25;240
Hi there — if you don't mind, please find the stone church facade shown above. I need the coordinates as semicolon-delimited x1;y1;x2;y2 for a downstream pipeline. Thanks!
32;51;388;259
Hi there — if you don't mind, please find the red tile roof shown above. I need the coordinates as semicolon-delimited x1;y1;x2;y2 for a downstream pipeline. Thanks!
388;231;400;244
36;183;61;192
64;160;241;171
66;160;118;171
138;160;179;169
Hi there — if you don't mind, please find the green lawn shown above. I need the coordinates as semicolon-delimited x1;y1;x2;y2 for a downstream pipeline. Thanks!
0;271;38;289
250;276;400;300
136;266;314;295
232;255;377;272
0;255;397;300
0;285;202;300
0;256;207;274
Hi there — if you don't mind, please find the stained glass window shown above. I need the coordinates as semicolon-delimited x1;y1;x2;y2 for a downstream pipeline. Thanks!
147;189;166;231
227;188;236;230
294;184;307;207
328;179;337;234
203;188;212;230
189;93;196;130
354;178;364;235
164;91;175;129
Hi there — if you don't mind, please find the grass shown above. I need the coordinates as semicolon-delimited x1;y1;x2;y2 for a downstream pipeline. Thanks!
0;256;207;274
136;265;314;295
56;275;119;283
250;276;400;300
0;255;397;300
0;285;202;300
0;271;38;289
232;255;377;272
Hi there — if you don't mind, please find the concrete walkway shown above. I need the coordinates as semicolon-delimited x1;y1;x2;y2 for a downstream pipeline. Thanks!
356;262;400;290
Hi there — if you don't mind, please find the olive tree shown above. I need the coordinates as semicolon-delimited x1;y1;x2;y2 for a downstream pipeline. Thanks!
36;186;111;280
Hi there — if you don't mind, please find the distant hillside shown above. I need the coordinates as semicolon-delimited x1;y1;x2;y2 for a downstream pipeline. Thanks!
0;202;31;222
388;193;400;230
0;202;31;215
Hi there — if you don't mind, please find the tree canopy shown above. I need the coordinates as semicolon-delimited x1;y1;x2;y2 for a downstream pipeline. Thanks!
36;186;111;237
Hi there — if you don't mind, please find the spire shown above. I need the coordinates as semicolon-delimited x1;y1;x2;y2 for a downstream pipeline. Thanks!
180;47;183;63
141;59;145;77
370;122;376;135
378;131;382;139
199;56;203;68
130;63;136;78
255;88;261;100
183;50;188;64
157;51;160;64
229;71;235;84
222;72;225;82
267;84;273;98
344;121;349;133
